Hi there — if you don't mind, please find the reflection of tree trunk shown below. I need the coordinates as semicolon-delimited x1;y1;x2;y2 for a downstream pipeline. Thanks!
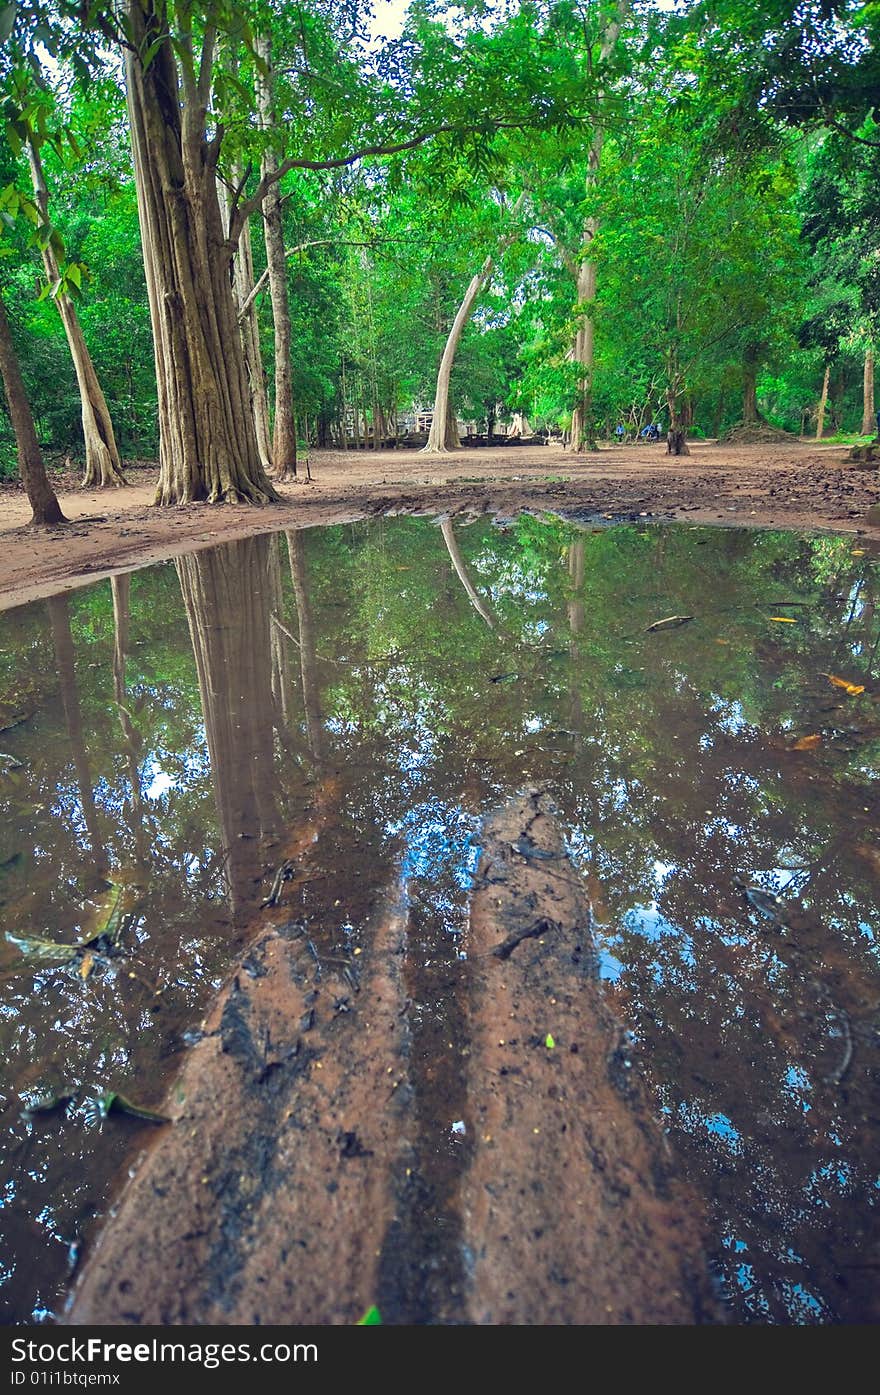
47;594;107;877
440;518;495;628
268;535;294;728
285;531;324;761
177;537;279;917
567;537;585;737
111;575;147;864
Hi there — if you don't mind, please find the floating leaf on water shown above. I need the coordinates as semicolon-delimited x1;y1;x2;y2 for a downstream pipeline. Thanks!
356;1305;382;1326
646;615;694;633
103;1092;170;1124
5;932;80;963
79;950;95;981
768;616;797;624
820;673;866;696
791;734;822;751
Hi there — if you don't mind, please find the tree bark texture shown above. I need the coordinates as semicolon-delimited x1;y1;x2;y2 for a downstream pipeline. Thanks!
223;172;273;471
256;35;297;481
423;194;524;454
566;2;629;453
816;363;830;441
0;290;66;524
124;1;278;504
861;345;876;437
28;140;126;487
742;343;761;424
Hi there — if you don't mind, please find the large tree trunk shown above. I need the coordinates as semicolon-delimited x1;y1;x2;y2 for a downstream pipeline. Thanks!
816;363;830;441
423;196;524;454
566;2;629;453
861;345;876;437
0;290;67;524
223;170;273;472
27;139;126;488
665;385;691;456
256;35;297;482
124;2;278;505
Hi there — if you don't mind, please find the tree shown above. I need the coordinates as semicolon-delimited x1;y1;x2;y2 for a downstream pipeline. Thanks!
0;288;67;523
27;133;126;486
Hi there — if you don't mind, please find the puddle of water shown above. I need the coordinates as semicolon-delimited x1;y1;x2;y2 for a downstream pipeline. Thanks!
0;517;878;1324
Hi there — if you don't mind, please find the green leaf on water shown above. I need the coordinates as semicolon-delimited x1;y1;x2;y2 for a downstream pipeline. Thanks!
356;1305;382;1326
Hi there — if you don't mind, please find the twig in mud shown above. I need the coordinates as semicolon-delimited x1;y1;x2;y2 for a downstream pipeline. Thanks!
825;1007;854;1086
492;916;560;961
262;858;295;908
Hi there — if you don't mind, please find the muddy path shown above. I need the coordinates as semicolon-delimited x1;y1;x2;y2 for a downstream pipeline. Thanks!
65;791;718;1326
1;441;878;611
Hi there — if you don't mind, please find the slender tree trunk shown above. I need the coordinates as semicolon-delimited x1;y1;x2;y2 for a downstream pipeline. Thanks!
742;343;761;424
861;345;876;437
665;384;690;456
27;139;126;488
567;2;629;453
423;195;524;454
268;536;294;728
223;169;273;471
816;363;830;441
124;2;278;504
256;35;297;481
0;291;66;524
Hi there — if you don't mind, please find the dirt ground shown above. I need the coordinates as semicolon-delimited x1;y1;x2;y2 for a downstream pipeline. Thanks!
1;439;878;610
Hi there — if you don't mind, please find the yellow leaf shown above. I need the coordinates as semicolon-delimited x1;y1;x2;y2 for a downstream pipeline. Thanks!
79;950;95;980
821;672;865;696
791;734;822;751
769;616;797;624
852;549;865;556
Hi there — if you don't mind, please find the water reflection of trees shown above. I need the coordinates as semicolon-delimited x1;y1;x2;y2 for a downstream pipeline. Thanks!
0;518;878;1322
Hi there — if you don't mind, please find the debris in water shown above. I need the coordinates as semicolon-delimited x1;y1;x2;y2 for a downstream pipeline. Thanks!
790;734;822;751
820;673;866;696
646;615;694;633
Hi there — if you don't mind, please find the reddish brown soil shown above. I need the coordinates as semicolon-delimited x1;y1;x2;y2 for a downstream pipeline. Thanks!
66;791;718;1326
1;440;878;610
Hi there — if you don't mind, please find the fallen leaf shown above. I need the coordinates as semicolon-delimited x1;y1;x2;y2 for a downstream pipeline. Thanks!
357;1305;382;1326
545;1033;555;1049
715;638;731;645
791;734;822;751
852;549;866;556
821;672;866;696
79;950;95;980
769;616;797;624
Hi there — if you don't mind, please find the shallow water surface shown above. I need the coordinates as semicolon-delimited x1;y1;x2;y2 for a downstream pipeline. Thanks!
0;516;878;1323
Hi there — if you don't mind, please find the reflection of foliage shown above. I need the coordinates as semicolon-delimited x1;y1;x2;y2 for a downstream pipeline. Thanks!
0;518;878;1324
